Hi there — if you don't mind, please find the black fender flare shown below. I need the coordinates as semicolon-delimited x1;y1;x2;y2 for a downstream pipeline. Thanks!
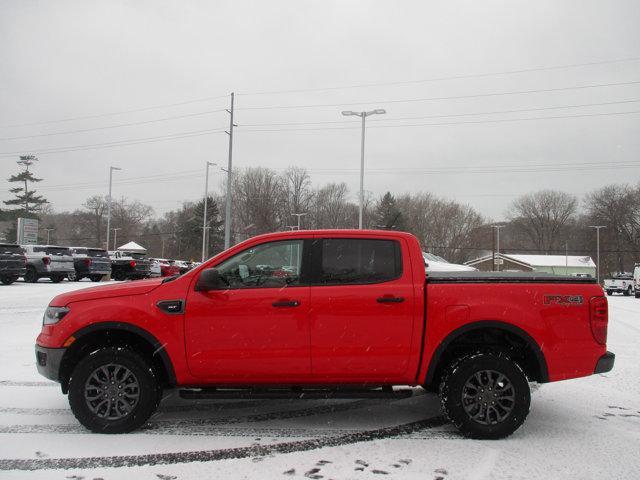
424;320;549;385
63;321;177;387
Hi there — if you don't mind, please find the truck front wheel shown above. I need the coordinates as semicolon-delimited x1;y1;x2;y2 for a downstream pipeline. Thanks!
439;351;531;439
68;347;162;433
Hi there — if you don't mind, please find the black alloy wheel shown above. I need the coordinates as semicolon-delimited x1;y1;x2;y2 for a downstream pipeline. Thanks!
68;347;161;433
439;351;531;439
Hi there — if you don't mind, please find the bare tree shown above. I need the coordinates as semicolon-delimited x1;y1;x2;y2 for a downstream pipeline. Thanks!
507;190;577;253
281;167;313;223
584;184;640;273
397;193;485;262
310;182;355;229
232;167;287;237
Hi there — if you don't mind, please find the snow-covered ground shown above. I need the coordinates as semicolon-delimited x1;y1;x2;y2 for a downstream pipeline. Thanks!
0;280;638;479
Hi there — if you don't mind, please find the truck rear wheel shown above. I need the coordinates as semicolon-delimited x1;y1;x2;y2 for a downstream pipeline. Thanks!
439;351;531;439
90;275;103;282
1;276;17;285
68;347;161;434
50;275;63;283
24;266;37;283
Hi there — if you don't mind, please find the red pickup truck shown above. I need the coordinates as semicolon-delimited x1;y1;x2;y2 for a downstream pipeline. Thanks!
35;230;614;439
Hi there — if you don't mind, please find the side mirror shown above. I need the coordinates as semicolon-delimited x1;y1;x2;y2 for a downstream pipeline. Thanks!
195;268;226;291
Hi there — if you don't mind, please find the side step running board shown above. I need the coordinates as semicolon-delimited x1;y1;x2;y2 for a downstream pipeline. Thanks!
178;387;414;400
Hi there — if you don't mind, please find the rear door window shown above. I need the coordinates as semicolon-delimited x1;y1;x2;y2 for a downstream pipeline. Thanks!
316;238;402;285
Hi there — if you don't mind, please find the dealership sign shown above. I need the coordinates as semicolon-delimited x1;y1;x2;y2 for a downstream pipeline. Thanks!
17;217;39;244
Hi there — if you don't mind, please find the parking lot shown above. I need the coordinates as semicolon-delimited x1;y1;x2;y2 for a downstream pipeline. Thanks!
0;280;638;479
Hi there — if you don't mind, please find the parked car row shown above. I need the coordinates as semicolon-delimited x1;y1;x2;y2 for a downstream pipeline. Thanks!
0;243;198;284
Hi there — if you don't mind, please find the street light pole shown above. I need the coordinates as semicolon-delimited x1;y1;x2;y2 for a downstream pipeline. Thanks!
112;228;121;251
493;225;505;272
44;228;54;244
105;166;122;251
589;225;606;284
341;108;386;229
291;212;307;230
202;161;216;262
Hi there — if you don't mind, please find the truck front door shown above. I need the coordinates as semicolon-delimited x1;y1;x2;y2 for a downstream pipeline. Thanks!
185;239;311;380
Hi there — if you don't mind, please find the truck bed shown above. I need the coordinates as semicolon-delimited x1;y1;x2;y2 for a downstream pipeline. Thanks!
427;271;597;284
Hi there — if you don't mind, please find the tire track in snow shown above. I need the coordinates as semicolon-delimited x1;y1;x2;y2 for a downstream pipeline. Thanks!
0;416;447;471
0;399;380;434
0;380;57;387
0;399;273;416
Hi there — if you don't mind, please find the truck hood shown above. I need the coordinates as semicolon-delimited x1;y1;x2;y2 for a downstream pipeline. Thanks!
50;278;164;306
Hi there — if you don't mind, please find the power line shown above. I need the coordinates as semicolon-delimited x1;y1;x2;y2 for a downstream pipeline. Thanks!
239;109;640;133
237;79;640;111
0;95;230;130
241;98;640;127
0;109;227;141
237;55;640;96
0;127;227;158
3;106;639;159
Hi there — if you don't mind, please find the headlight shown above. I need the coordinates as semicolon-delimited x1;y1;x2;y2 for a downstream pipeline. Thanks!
43;306;70;325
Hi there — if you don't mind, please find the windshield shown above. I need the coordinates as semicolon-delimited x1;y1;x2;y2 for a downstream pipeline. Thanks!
87;249;109;258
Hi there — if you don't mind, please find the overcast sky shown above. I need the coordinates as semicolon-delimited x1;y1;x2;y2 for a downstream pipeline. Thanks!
1;0;639;220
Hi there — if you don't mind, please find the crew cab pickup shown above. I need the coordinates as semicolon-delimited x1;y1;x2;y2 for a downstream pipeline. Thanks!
35;230;614;439
109;250;151;281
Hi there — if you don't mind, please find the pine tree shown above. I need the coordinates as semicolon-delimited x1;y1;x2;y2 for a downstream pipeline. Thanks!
374;192;404;230
4;155;48;215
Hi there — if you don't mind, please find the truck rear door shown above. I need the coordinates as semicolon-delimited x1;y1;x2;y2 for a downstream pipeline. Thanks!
308;236;415;379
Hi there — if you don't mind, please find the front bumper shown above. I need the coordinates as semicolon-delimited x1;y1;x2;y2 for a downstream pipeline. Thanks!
35;344;65;383
594;351;615;374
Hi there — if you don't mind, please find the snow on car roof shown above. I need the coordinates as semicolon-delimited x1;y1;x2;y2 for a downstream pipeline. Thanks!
506;254;595;268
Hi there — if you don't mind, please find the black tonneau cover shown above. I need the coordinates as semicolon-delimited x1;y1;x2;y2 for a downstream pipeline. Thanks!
427;271;597;284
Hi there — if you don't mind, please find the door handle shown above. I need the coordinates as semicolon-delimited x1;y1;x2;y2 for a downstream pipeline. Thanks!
272;300;300;307
377;296;404;304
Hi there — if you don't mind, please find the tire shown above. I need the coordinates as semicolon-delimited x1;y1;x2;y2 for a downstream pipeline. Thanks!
69;272;78;282
635;291;640;299
50;275;63;283
624;286;632;296
90;275;103;282
606;290;613;296
439;351;531;439
113;270;126;281
68;347;162;434
24;266;38;283
1;276;17;285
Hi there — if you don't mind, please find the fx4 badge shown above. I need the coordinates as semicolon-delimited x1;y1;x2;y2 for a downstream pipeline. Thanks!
543;295;584;306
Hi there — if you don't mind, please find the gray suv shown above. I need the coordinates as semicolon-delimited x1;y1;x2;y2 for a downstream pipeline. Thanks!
22;245;75;283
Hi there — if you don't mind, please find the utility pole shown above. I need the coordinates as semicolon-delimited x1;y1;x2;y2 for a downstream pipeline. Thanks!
341;109;386;229
291;213;307;230
589;225;606;284
44;228;54;244
224;92;236;250
493;225;505;272
201;161;216;262
112;228;121;250
106;166;122;251
565;241;569;275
